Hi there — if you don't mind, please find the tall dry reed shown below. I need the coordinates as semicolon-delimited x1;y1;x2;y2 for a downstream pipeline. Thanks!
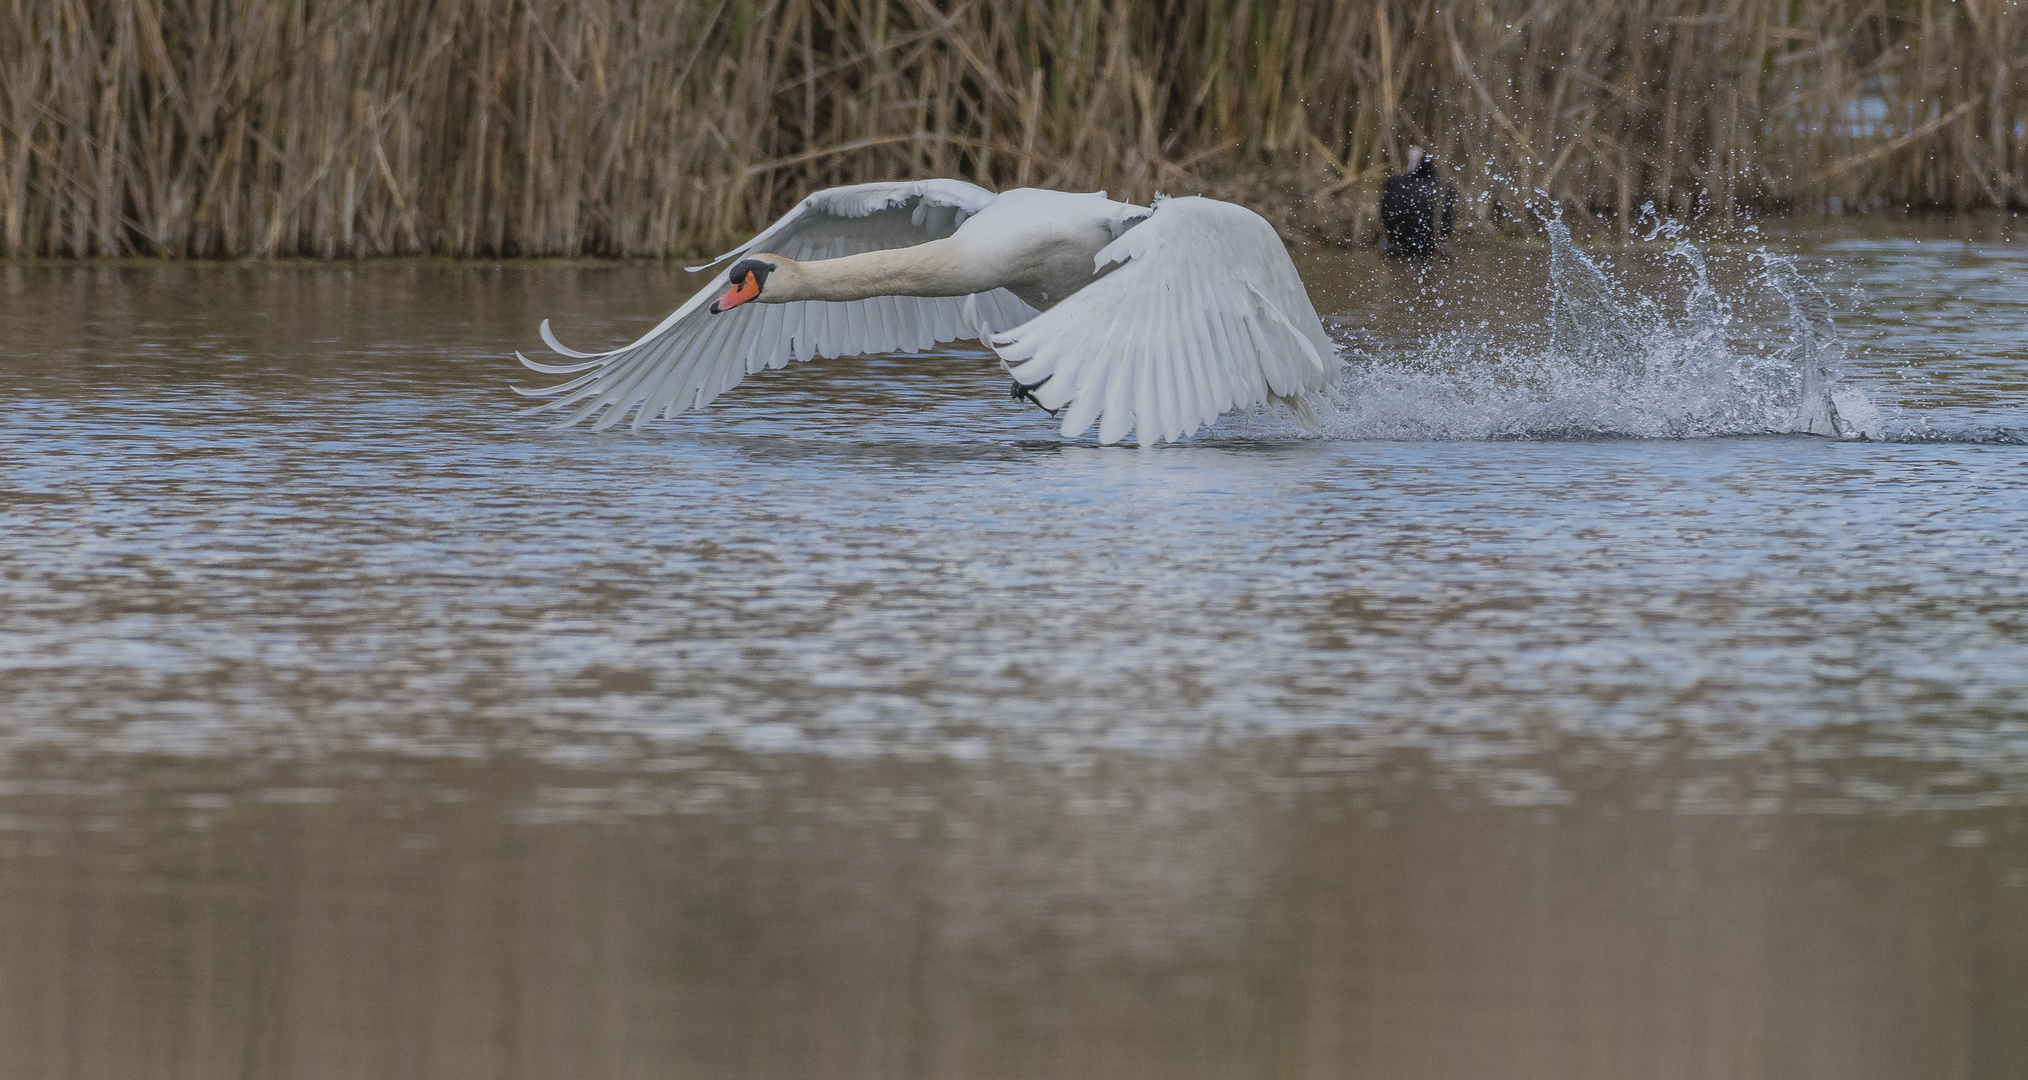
2;0;2022;258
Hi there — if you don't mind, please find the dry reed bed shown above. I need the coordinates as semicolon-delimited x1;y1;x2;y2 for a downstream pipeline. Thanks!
2;0;2022;258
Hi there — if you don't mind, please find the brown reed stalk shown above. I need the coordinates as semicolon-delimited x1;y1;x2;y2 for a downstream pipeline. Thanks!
0;0;2021;259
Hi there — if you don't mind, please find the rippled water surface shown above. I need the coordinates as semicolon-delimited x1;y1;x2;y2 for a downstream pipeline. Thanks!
3;215;2026;1079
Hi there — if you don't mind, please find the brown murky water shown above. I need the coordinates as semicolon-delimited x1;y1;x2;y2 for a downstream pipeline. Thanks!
2;215;2026;1079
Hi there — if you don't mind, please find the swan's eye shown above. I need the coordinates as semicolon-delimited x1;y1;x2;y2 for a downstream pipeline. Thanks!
727;258;774;290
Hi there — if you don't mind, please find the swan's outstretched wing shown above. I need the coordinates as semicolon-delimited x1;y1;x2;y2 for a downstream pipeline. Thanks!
989;195;1338;445
516;180;1037;432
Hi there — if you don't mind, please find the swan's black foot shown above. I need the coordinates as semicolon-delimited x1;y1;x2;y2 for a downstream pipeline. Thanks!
1009;379;1058;416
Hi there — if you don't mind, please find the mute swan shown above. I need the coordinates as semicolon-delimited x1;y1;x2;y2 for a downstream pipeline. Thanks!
515;180;1338;445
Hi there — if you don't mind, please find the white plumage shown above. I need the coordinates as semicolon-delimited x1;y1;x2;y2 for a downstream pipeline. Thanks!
515;179;1339;445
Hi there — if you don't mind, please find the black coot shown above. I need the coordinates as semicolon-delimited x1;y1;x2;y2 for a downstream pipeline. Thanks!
1379;147;1456;258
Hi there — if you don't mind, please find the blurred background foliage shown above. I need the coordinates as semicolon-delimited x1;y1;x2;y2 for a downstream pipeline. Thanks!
1;0;2022;258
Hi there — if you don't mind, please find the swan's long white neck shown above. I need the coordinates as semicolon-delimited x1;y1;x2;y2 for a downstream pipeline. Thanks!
758;240;1000;303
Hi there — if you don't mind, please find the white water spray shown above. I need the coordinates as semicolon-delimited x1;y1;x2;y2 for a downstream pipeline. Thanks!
1303;210;1882;441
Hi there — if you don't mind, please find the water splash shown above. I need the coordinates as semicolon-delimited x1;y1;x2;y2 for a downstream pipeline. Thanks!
1310;211;1882;441
1753;252;1883;439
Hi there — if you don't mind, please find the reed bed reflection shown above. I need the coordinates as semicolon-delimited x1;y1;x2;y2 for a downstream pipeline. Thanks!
1;0;2022;259
1;751;2023;1080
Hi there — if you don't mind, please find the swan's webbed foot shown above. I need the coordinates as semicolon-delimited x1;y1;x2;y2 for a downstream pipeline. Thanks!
1009;379;1058;416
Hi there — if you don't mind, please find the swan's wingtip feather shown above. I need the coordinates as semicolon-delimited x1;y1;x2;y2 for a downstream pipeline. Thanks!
516;351;609;375
684;248;745;273
515;351;580;378
539;319;604;360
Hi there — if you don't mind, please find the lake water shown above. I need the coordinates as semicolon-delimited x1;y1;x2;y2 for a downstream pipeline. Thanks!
2;213;2025;1079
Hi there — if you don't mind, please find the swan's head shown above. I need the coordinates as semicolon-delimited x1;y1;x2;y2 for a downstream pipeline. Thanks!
709;257;782;313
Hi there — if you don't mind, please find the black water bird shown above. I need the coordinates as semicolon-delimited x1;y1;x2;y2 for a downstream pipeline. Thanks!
1379;147;1456;258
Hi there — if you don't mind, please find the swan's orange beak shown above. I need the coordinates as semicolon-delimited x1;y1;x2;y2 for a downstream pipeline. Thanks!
709;275;761;314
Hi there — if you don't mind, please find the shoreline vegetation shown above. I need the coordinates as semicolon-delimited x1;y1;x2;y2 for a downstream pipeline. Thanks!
3;0;2022;259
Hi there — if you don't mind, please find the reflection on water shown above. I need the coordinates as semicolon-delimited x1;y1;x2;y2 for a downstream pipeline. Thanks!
4;755;2024;1079
2;215;2026;1079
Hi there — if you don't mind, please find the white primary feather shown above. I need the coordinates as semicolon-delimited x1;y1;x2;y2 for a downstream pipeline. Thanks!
513;182;1340;445
989;196;1337;445
515;179;1037;432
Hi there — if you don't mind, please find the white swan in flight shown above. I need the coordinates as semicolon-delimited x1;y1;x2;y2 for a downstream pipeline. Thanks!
515;180;1338;445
